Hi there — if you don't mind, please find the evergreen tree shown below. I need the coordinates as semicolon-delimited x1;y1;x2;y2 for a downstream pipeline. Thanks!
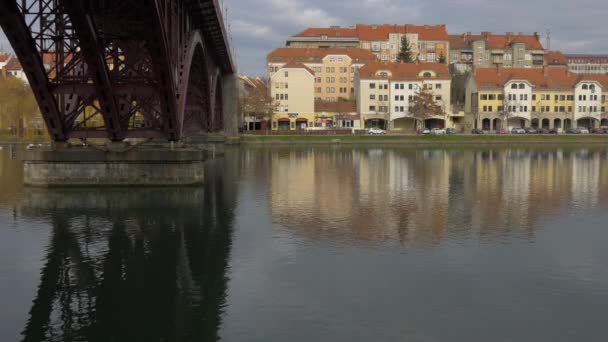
438;53;446;63
397;36;414;63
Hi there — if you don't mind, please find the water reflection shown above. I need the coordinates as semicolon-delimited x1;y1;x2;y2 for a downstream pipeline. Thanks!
17;161;237;342
267;147;608;246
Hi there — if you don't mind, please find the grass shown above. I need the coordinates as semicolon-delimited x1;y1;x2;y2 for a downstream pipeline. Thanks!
241;134;608;145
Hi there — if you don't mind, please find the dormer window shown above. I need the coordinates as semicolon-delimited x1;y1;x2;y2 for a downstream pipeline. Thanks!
518;83;525;89
423;72;432;78
583;84;588;90
321;35;328;40
511;84;518;89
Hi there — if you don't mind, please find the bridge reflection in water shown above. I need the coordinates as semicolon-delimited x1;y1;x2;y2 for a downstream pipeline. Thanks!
18;162;237;342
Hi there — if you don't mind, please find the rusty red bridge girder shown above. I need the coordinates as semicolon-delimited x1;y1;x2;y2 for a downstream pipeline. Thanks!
0;0;236;141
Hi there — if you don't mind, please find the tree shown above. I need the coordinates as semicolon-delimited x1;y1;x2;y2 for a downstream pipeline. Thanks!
0;76;40;137
438;53;446;64
409;88;444;129
397;36;414;63
239;78;277;130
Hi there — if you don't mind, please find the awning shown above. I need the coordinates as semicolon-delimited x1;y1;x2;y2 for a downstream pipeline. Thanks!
278;118;290;122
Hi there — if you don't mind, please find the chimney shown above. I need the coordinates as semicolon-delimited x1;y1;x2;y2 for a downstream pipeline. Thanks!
534;32;540;39
482;31;490;39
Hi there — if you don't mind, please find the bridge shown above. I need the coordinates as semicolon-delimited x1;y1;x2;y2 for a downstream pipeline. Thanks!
0;0;238;142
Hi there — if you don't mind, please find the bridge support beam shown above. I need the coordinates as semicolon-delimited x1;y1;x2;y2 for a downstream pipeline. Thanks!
222;73;240;136
23;147;211;187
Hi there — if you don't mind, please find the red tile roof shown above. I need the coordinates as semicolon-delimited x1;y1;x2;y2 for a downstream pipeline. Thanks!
292;24;449;42
267;48;375;63
279;61;315;75
359;62;451;81
4;56;22;71
579;74;608;87
474;67;580;90
294;27;358;38
545;51;567;65
449;32;544;51
0;53;10;63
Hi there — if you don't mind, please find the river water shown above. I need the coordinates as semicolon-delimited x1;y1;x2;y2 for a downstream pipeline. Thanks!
1;144;608;341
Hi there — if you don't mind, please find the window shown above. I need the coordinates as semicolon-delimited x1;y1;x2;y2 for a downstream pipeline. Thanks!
560;95;565;101
400;84;404;90
436;83;442;89
409;84;414;90
395;84;399;90
532;106;536;112
498;94;504;100
423;72;432;78
435;96;442;101
369;105;376;111
582;84;588;90
488;106;493;112
395;106;399;112
370;94;376;100
511;84;518;89
395;95;399;101
483;106;488;112
316;87;321;93
532;94;537;101
316;77;321;83
370;83;376;89
518;83;525;89
400;106;404;112
554;95;559;101
284;71;288;77
489;94;496;100
481;94;488;100
400;95;404;101
498;106;504;112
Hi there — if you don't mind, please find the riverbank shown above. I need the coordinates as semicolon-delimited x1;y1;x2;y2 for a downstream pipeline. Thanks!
241;134;608;145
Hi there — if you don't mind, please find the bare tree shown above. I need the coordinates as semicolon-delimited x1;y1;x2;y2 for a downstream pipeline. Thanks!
409;88;443;130
240;78;277;131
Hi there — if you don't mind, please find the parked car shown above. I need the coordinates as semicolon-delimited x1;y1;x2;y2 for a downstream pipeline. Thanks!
591;128;605;134
431;128;446;135
537;128;550;134
524;127;538;134
446;128;459;134
368;127;386;135
565;128;578;134
496;128;508;134
549;128;559;134
418;128;431;134
577;127;590;134
511;127;526;134
471;128;484;134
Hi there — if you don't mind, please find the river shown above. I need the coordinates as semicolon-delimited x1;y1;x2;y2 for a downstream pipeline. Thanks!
1;144;607;341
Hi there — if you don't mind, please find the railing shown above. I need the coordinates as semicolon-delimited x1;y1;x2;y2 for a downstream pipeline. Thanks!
244;129;367;136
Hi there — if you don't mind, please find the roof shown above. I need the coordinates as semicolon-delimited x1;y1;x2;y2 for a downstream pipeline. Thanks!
545;51;567;65
267;48;375;64
448;32;544;51
565;54;608;64
4;56;22;71
293;27;358;38
578;74;608;87
358;62;451;81
291;24;449;42
278;61;315;75
473;67;580;90
239;76;266;89
0;53;10;63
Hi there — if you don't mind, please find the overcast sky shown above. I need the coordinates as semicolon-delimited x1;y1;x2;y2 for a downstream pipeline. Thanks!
1;0;606;76
227;0;607;75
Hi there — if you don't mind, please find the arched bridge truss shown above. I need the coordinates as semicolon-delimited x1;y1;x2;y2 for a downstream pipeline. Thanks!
0;0;235;141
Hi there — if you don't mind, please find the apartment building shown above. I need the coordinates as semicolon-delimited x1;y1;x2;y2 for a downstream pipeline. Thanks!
286;24;450;64
449;32;545;74
465;66;608;131
356;62;454;131
269;62;315;130
565;54;608;74
267;48;375;102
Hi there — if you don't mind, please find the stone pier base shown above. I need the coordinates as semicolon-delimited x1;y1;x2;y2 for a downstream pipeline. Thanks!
23;147;208;187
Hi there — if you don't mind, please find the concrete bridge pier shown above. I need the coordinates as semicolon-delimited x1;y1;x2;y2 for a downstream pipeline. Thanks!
23;145;210;187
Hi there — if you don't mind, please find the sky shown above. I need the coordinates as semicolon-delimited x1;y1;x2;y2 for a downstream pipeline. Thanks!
1;0;606;76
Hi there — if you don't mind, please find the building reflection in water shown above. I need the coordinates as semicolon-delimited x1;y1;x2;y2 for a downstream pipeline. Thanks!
18;159;238;342
268;146;608;246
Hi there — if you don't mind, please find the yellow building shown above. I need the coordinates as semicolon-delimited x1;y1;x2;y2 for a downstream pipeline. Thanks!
267;48;375;103
466;66;608;130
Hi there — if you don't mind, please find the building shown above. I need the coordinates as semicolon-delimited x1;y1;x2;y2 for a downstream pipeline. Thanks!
287;24;450;64
267;48;375;103
565;54;608;74
356;62;455;131
449;32;545;74
239;75;268;131
269;62;316;131
1;56;28;83
464;66;608;131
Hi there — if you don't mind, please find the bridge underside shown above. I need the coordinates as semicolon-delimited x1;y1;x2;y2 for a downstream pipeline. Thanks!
0;0;236;142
